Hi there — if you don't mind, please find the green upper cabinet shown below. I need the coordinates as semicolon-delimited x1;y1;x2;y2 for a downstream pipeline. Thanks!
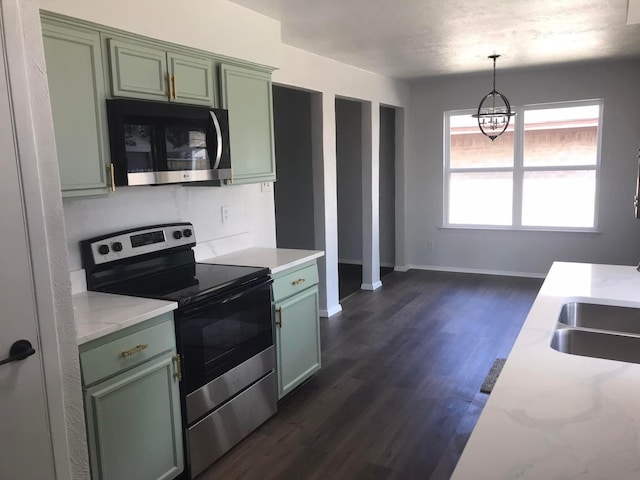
168;53;215;105
42;21;112;196
107;38;215;106
108;39;168;101
220;64;276;184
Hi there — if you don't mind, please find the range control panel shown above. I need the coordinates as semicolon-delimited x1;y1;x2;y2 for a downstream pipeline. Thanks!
81;223;196;267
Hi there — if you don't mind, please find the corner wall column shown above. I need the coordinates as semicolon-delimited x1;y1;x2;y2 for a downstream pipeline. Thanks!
311;91;342;316
361;101;382;290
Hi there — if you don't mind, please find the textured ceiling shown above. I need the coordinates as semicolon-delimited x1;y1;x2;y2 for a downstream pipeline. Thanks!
228;0;640;79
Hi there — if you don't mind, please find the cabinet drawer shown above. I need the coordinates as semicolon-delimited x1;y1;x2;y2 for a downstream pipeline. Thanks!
80;313;175;386
272;263;318;302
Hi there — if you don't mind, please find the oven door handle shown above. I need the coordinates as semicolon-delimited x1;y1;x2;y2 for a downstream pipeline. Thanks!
181;278;272;317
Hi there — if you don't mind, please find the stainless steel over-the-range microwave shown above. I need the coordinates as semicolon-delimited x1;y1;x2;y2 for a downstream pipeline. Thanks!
106;98;231;186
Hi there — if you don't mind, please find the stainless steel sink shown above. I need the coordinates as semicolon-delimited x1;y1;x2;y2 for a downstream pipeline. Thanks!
558;302;640;335
551;328;640;364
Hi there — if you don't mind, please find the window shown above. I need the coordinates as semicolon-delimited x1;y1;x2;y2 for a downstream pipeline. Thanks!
444;101;602;230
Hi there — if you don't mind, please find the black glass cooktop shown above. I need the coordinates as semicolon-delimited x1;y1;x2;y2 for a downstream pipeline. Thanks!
100;262;269;306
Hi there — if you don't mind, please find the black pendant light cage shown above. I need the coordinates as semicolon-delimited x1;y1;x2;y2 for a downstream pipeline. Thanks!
472;55;515;141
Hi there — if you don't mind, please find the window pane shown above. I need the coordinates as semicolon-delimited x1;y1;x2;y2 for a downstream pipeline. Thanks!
523;105;599;167
450;114;514;168
522;170;596;228
449;172;512;225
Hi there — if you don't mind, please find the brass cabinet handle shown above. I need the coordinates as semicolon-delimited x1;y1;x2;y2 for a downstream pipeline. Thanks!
275;307;282;328
171;75;177;100
172;354;182;381
291;278;306;286
108;163;115;192
167;73;173;99
121;344;148;358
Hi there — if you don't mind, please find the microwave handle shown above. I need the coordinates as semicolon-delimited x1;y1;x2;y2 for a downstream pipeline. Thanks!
209;111;223;170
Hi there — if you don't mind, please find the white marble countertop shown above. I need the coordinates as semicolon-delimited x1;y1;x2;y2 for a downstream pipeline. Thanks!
73;291;177;345
451;262;640;480
200;247;324;274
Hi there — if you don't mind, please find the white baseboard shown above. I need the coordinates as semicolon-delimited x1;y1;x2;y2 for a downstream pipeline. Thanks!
407;264;546;279
338;258;395;268
394;266;410;272
320;304;343;318
361;281;383;291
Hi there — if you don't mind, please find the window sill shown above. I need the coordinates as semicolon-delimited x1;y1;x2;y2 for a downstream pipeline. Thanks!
439;224;601;234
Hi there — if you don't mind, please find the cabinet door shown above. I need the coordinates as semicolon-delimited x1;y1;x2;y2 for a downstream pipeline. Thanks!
168;53;215;106
108;39;169;101
275;286;321;398
220;64;276;184
42;23;110;196
84;352;184;480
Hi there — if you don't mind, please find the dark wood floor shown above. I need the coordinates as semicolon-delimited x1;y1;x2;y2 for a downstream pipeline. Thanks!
198;270;543;480
339;263;395;300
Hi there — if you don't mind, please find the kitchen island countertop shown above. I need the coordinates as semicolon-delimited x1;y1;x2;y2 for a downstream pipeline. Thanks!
451;262;640;480
200;247;324;274
73;291;177;345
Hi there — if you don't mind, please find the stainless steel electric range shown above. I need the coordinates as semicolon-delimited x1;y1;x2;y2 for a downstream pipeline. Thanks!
81;223;277;478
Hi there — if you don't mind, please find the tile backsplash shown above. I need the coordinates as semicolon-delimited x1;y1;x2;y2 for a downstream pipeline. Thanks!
63;182;276;272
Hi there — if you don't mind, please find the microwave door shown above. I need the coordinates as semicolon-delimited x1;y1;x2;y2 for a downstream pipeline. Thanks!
207;111;223;170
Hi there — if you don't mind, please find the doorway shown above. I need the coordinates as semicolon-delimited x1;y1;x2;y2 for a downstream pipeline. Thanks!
335;98;363;300
379;106;396;278
272;85;315;249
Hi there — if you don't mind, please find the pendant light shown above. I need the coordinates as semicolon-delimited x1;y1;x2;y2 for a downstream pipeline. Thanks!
472;55;515;141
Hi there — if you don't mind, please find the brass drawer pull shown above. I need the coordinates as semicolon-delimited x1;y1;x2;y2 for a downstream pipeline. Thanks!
172;354;182;381
291;278;306;286
121;344;149;358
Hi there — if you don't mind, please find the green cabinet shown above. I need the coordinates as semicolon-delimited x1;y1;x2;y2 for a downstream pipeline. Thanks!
42;21;112;197
220;64;276;184
108;38;215;106
272;262;321;398
79;313;183;480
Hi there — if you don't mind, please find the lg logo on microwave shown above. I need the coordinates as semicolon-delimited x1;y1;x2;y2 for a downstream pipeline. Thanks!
183;173;190;179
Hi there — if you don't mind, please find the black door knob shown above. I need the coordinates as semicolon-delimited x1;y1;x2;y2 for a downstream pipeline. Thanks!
0;340;36;367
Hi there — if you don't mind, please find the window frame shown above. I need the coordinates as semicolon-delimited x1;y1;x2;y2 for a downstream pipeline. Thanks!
442;99;603;232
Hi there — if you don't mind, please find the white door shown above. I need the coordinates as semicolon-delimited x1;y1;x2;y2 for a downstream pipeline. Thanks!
0;22;57;480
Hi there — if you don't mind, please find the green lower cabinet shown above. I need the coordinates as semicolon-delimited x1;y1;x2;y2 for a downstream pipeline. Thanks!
275;285;321;399
220;64;276;184
84;352;184;480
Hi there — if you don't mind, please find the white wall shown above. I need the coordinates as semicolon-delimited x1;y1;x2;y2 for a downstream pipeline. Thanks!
10;0;88;478
407;59;640;276
64;184;276;272
336;98;363;263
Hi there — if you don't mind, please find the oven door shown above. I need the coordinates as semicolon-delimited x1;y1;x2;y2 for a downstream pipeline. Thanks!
177;277;273;397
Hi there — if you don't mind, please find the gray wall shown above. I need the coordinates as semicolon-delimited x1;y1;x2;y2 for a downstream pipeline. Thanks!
336;98;363;263
406;59;640;276
380;106;396;266
273;85;315;249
